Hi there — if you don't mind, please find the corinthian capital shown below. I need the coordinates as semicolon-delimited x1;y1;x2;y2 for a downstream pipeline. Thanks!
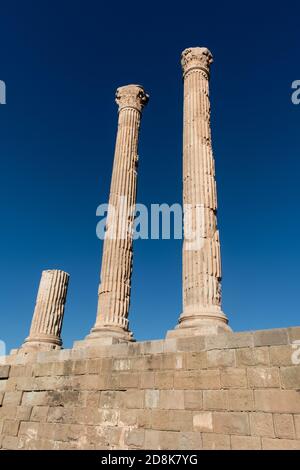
181;47;213;78
115;84;149;112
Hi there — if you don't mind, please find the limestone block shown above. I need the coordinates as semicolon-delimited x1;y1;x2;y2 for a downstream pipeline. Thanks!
221;368;247;388
269;345;296;366
280;366;300;389
262;437;300;450
231;435;261;450
193;412;213;432
254;390;300;413
236;347;270;366
213;412;250;435
159;390;185;410
202;432;231;450
273;414;295;438
250;412;275;437
184;390;203;410
247;367;280;388
151;410;193;432
206;349;235;368
203;390;228;410
253;329;288;347
228;389;254;411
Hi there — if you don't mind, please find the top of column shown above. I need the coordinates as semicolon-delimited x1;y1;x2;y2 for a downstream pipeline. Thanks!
181;47;213;79
115;84;149;113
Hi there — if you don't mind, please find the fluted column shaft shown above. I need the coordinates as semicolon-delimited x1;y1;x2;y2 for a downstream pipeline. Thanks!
22;270;69;350
88;85;148;342
169;47;230;337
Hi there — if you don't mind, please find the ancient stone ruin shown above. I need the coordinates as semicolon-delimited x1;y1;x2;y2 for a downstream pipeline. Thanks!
0;48;299;450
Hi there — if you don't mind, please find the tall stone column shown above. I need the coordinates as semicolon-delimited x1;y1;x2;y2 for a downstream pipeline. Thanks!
22;270;69;350
87;84;149;344
168;47;230;337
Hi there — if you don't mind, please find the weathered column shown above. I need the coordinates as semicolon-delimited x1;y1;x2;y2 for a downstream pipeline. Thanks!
22;270;69;350
168;47;230;337
87;84;149;344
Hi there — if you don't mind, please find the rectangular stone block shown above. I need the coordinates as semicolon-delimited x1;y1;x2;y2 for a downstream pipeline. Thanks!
34;362;54;377
206;349;235;368
254;329;288;347
99;390;122;409
16;405;32;421
231;435;261;450
3;419;20;436
254;390;300;413
119;372;140;388
184;391;203;410
3;391;23;406
151;410;193;432
47;406;75;424
184;352;207;370
31;406;49;422
247;367;280;388
0;391;3;405
202;432;231;450
221;368;247;388
140;372;155;389
159;431;179;450
162;353;184;370
123;390;144;409
154;371;174;389
22;391;48;406
10;364;33;377
16;376;36;391
0;365;10;379
178;432;202;450
213;412;250;435
280;366;300;389
193;412;213;432
203;390;228;410
125;429;145;449
269;345;295;366
174;370;220;390
141;340;164;355
262;437;300;450
274;414;295;439
0;405;16;420
159;390;184;410
250;412;275;437
144;430;160;449
73;359;88;375
145;389;160;409
1;436;19;450
236;347;270;366
19;421;39;439
137;409;152;428
228;389;254;411
205;332;254;350
177;336;205;352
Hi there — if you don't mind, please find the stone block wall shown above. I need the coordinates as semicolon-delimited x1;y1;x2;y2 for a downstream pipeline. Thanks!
0;327;300;450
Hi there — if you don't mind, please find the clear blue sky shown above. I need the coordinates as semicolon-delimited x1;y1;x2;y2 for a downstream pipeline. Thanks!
0;1;299;352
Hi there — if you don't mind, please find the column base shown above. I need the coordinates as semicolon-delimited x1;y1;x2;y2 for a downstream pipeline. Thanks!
166;307;231;338
21;334;62;351
75;325;135;348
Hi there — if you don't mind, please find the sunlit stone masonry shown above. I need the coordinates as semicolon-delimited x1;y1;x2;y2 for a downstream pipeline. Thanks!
85;85;149;344
168;47;230;338
22;270;69;351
